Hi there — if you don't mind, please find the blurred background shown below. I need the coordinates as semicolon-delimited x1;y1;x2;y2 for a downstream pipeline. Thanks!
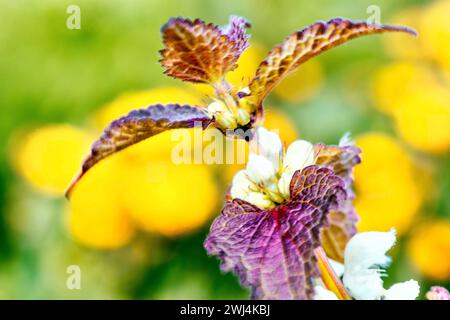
1;0;450;299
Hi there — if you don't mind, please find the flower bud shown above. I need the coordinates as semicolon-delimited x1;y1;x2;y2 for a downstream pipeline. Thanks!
207;101;227;114
236;108;250;126
245;191;274;209
216;111;238;129
265;181;284;203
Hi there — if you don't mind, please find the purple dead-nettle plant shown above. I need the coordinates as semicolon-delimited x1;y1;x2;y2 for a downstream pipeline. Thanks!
205;128;361;299
66;15;418;300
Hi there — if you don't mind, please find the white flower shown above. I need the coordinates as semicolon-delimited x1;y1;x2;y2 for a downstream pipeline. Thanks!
207;101;237;129
343;229;420;300
230;170;274;209
314;286;338;300
229;127;319;208
278;140;315;198
246;153;277;184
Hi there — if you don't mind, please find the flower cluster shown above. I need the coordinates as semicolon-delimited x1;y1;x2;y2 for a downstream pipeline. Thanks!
230;127;315;209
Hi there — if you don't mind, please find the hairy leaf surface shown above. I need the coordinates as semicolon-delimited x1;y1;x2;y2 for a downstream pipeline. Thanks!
205;165;346;299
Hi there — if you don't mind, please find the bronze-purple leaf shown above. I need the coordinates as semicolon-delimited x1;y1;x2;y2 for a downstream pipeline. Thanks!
242;18;416;112
314;143;361;262
160;16;250;84
205;165;346;299
66;104;212;197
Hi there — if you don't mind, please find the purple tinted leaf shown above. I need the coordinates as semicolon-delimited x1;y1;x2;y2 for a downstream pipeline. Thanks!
160;16;250;84
242;18;416;112
314;144;361;262
221;16;251;56
66;104;212;197
315;144;361;197
205;165;346;299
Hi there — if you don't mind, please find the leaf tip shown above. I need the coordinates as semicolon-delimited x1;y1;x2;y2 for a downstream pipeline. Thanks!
64;171;83;199
383;23;418;36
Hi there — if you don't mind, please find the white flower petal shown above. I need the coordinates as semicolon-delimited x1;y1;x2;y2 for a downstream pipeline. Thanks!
246;153;276;184
343;229;397;300
277;171;292;199
344;269;385;300
283;140;315;174
314;286;338;300
383;280;420;300
230;170;253;199
276;139;314;199
230;185;247;200
339;132;354;147
252;127;282;170
345;229;396;270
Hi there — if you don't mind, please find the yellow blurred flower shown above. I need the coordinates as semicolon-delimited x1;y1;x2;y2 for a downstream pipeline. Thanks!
68;130;220;246
112;127;206;163
65;89;222;248
372;62;437;115
421;0;450;71
263;108;299;145
273;59;322;103
226;42;265;87
354;133;423;234
373;2;450;154
15;125;93;196
122;161;218;236
68;157;135;249
393;84;450;154
163;41;321;105
408;220;450;280
95;87;203;129
382;7;426;61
